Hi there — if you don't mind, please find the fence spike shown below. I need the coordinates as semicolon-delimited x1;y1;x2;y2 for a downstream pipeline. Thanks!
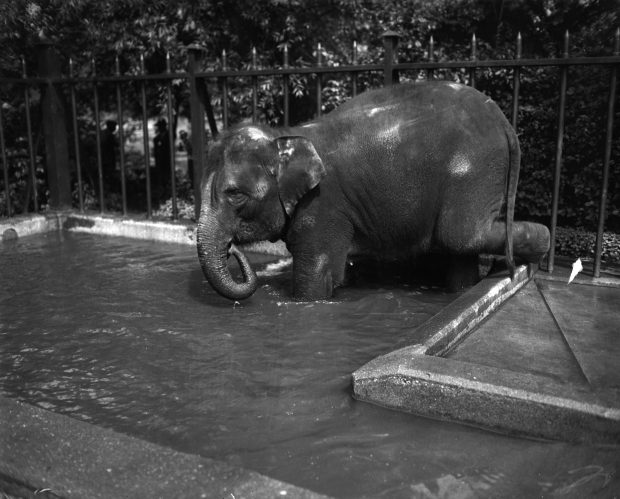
471;33;477;59
429;35;435;61
563;30;570;57
614;27;620;55
516;32;522;59
140;53;145;74
91;57;96;76
115;55;121;76
317;42;322;65
252;46;257;68
283;44;289;68
69;57;74;78
166;51;171;73
353;40;357;63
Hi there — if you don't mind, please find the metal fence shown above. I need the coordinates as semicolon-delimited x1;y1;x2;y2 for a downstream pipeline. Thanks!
1;30;619;276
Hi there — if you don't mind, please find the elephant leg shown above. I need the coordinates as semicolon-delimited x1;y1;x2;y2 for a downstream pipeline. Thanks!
290;241;350;301
445;254;481;292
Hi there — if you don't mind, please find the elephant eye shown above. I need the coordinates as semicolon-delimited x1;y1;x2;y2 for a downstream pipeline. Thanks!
225;188;249;207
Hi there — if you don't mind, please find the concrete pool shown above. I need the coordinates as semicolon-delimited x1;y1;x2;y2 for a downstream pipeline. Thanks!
1;212;618;498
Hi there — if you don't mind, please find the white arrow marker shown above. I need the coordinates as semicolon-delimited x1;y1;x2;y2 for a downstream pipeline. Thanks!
568;258;583;284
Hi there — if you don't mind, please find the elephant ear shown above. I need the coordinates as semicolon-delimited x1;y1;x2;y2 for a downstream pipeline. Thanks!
274;136;326;217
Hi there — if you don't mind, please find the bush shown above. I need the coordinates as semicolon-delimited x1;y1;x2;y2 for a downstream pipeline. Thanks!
555;226;620;264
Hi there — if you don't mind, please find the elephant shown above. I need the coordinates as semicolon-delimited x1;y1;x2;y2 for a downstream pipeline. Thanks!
196;81;550;301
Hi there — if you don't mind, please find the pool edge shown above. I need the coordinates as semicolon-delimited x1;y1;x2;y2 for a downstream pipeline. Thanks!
352;266;620;444
0;396;331;499
0;211;290;256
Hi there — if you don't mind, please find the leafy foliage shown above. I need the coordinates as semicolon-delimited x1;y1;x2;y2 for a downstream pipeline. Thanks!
0;0;618;236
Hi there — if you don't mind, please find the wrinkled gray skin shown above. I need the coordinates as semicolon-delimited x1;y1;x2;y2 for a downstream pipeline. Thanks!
197;81;550;301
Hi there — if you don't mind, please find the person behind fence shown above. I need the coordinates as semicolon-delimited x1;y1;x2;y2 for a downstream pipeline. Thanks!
179;129;193;189
101;120;118;189
153;118;171;200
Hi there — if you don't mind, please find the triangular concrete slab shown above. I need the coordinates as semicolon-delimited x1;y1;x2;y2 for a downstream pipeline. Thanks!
536;279;620;390
448;280;588;386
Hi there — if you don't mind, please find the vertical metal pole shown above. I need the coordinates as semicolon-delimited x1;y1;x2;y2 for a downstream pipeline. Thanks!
36;40;72;210
0;102;11;216
221;50;229;130
352;41;358;97
69;58;84;212
115;56;127;216
428;35;435;80
92;58;105;213
316;42;322;118
511;32;522;131
252;47;258;123
382;30;400;86
593;28;620;277
283;45;290;127
22;57;39;212
188;45;206;220
469;34;477;88
548;30;570;274
166;51;178;220
140;53;152;218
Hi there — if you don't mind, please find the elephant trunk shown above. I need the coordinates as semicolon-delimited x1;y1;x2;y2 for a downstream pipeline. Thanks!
196;206;258;301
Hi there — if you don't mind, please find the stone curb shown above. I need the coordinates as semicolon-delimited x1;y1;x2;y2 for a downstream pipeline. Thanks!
0;211;290;256
1;397;331;499
353;353;620;445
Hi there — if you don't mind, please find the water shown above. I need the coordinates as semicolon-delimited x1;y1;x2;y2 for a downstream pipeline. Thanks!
1;232;618;498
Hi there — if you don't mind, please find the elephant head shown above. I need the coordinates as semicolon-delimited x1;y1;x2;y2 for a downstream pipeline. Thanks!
197;126;326;300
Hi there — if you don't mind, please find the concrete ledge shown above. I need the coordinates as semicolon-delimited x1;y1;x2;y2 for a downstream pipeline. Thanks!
392;264;532;357
0;396;330;499
353;353;620;444
0;211;290;256
352;264;620;444
0;212;63;240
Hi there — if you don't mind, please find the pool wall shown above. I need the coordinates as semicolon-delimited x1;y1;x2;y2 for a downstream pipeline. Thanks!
1;210;543;497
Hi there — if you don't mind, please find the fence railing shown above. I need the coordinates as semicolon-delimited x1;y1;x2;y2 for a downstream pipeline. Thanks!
1;30;619;277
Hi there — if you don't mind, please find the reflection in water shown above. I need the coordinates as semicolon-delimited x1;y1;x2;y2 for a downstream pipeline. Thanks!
0;232;618;498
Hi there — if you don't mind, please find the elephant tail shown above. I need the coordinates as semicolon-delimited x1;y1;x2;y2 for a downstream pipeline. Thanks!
504;127;520;277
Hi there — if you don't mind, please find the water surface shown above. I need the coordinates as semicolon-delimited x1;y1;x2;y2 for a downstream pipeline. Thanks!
1;232;617;498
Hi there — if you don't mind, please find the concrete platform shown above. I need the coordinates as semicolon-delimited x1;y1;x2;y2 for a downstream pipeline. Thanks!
353;262;620;444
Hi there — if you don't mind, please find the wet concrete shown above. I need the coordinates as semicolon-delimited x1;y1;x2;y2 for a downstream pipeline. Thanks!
354;262;620;444
0;397;330;499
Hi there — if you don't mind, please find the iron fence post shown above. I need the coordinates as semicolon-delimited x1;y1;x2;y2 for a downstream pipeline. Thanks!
221;50;229;130
115;56;128;216
139;54;152;219
428;36;435;80
594;28;620;277
316;42;323;118
352;41;358;96
469;34;477;87
252;47;258;123
382;30;400;86
283;45;290;126
21;57;38;212
511;33;522;131
69;58;84;212
548;31;570;274
188;45;207;220
36;39;72;210
0;102;10;216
